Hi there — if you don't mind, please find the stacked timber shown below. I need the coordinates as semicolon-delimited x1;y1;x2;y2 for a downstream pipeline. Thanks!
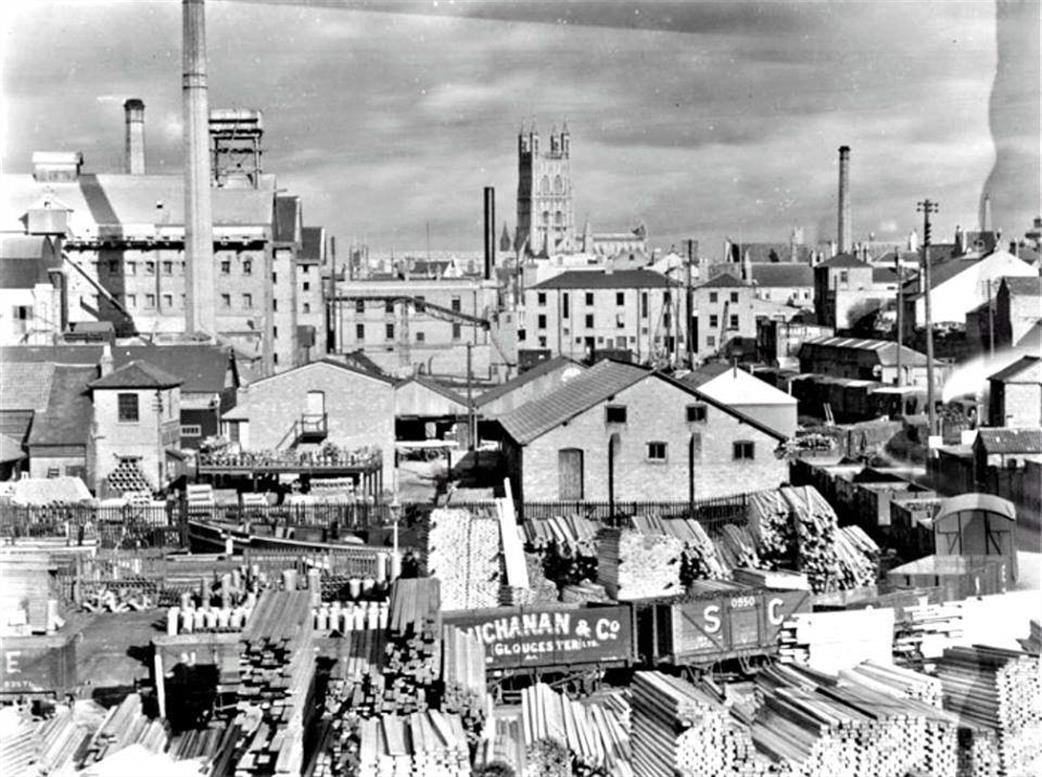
382;577;442;714
234;589;317;777
524;515;599;586
501;553;558;606
424;507;502;609
560;580;610;604
631;671;755;777
732;567;811;591
632;515;728;583
596;529;682;600
934;646;1042;777
894;602;964;664
441;624;490;747
713;523;763;572
79;694;169;767
355;712;470;777
777;608;895;673
167;721;239;775
520;683;632;776
323;629;388;718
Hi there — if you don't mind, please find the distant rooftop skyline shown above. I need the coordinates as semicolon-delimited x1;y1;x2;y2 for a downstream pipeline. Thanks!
3;1;1036;255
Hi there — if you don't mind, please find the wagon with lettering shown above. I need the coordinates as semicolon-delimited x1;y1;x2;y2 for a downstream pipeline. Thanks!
632;585;810;673
0;631;78;700
441;602;633;698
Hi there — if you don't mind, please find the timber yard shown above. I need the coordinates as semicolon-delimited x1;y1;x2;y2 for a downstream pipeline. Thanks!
1;1;1040;777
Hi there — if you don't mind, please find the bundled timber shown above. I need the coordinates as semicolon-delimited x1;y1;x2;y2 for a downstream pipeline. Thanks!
631;671;756;777
524;515;599;587
934;645;1041;777
441;624;490;748
560;580;610;604
355;711;470;777
631;515;728;583
596;529;682;600
323;629;388;719
521;683;631;776
732;567;811;591
424;507;502;609
381;577;441;715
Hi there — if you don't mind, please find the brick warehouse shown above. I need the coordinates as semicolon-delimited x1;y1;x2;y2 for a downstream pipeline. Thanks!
499;360;788;503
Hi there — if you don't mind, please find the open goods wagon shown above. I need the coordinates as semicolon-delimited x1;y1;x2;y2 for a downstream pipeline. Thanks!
632;587;810;670
0;631;77;699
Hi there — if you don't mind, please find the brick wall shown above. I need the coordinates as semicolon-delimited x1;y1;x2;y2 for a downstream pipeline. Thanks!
519;376;787;501
995;383;1042;427
233;362;395;484
93;386;181;490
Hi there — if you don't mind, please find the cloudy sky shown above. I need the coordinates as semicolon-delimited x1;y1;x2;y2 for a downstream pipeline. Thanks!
2;1;1032;255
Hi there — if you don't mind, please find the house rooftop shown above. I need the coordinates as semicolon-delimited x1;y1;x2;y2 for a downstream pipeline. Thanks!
531;269;678;290
975;427;1042;454
28;365;97;447
799;335;932;367
815;253;870;269
698;272;748;289
988;355;1041;384
475;355;585;408
89;360;182;390
747;264;813;288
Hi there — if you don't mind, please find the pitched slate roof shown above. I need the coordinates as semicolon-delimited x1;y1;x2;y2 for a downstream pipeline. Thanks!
1001;276;1041;296
748;264;813;287
681;365;796;406
475;355;586;408
499;359;788;446
815;253;870;269
799;335;932;367
988;355;1041;384
89;360;182;390
975;428;1042;454
0;361;55;411
0;345;103;365
28;365;96;447
242;357;396;388
698;272;748;289
531;269;678;290
0;433;25;464
871;266;900;284
0;409;34;441
113;345;235;394
395;375;468;406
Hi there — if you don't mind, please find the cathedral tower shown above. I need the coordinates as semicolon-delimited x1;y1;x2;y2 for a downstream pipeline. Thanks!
516;122;575;257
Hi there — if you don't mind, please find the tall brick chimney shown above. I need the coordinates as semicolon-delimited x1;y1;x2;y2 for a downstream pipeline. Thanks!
838;145;851;254
483;186;495;280
123;99;146;175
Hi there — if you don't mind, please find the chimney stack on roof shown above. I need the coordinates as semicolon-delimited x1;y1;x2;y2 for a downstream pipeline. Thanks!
837;145;852;254
124;99;146;175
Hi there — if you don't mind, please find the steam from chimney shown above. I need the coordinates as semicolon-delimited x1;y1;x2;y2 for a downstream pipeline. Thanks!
123;99;145;175
837;145;851;254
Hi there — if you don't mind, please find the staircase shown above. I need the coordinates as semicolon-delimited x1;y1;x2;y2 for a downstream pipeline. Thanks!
277;413;329;449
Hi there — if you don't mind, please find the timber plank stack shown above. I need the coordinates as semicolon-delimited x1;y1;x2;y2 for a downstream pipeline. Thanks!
632;515;728;583
894;602;964;665
424;507;501;609
523;515;599;587
934;645;1042;777
631;671;755;777
355;711;470;777
596;529;682;600
382;577;442;715
323;628;388;718
79;693;170;768
441;624;490;748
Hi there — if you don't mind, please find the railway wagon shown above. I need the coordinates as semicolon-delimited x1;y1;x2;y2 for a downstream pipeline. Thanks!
0;631;78;698
632;586;810;669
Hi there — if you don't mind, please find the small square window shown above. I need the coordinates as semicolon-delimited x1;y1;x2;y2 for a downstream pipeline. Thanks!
575;336;583;343
687;404;707;422
220;261;231;274
221;293;231;308
302;302;311;314
273;353;279;365
537;292;547;306
273;326;279;338
597;336;604;344
839;270;849;285
386;323;395;339
452;323;462;341
518;329;526;342
416;331;425;343
356;324;365;340
451;297;461;312
163;261;174;275
709;292;718;303
616;314;625;329
606;405;627;424
585;314;594;328
144;261;156;275
145;294;156;309
126;261;136;275
709;315;719;328
302;265;311;275
707;335;716;347
272;299;278;311
117;393;139;422
733;441;755;460
272;272;278;283
537;314;547;329
585;292;594;306
385;301;395;314
303;282;310;291
243;260;252;275
730;314;739;328
126;294;136;307
730;291;739;303
355;300;365;313
243;293;253;309
647;442;667;461
538;336;547;347
616;292;625;306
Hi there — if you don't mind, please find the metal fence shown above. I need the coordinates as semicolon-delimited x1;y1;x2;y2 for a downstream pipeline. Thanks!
0;504;181;549
187;502;393;529
520;494;749;529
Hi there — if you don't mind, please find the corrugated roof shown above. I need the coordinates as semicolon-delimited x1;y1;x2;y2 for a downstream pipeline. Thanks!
531;269;678;290
89;360;182;389
475;355;586;407
0;173;275;233
975;428;1042;454
28;365;96;447
498;360;648;444
798;335;931;367
748;264;813;287
937;493;1015;522
988;355;1041;384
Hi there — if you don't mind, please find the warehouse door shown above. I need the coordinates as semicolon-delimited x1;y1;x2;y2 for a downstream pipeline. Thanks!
558;448;584;500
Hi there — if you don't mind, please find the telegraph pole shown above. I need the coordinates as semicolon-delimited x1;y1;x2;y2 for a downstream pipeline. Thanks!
685;240;697;368
917;199;939;438
895;250;903;387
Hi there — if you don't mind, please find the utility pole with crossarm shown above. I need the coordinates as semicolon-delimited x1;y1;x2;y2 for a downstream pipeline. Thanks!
917;199;939;439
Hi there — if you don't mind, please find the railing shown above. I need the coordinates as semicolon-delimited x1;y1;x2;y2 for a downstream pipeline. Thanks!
197;445;382;473
191;502;393;529
0;504;181;549
519;495;749;529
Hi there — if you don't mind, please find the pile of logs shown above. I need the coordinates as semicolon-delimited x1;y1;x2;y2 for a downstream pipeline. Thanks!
747;486;876;593
934;646;1041;777
520;683;631;776
355;712;471;777
424;507;502;609
597;529;682;600
631;671;756;777
524;515;599;587
0;701;109;776
631;515;728;583
382;578;442;715
441;624;490;749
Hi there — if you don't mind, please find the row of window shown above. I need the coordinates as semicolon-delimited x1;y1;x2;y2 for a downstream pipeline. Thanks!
536;291;662;315
536;312;677;331
633;439;754;462
355;323;463;342
352;297;462;314
707;291;742;304
604;404;708;424
92;293;311;316
707;314;741;329
94;260;314;285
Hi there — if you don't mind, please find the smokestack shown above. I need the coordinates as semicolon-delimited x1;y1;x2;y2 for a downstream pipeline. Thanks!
483;186;495;280
182;0;216;336
838;145;852;254
123;99;146;175
982;193;993;232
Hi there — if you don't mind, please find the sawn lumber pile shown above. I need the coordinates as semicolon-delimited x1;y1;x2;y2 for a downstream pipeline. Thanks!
596;528;682;600
0;700;110;776
424;507;501;609
934;645;1041;777
520;683;632;777
80;693;170;768
631;514;729;582
355;711;470;777
524;515;599;586
441;624;490;748
894;602;965;665
382;577;442;715
323;629;388;718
